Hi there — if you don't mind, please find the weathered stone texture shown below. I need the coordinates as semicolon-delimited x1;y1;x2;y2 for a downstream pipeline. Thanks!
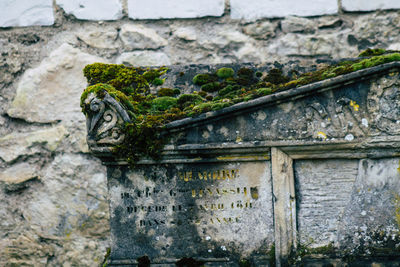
108;161;274;263
0;125;67;163
0;0;54;27
76;26;120;49
56;0;123;20
342;0;400;12
230;0;337;20
0;154;109;267
295;159;358;246
337;158;400;251
120;24;168;50
116;51;171;66
7;43;106;124
127;0;225;19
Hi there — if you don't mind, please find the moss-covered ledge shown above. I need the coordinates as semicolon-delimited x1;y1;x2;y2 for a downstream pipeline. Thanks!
80;49;400;165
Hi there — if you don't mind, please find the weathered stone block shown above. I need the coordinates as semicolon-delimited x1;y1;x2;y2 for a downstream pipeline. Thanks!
82;60;400;265
230;0;337;20
342;0;400;12
108;161;274;264
56;0;123;21
127;0;225;19
0;0;54;27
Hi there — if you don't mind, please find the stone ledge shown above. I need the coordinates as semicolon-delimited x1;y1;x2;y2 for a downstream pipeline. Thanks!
230;0;338;20
0;0;54;27
56;0;123;21
342;0;400;12
127;0;225;19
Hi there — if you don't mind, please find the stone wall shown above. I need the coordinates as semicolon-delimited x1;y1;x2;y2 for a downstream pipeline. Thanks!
0;1;400;266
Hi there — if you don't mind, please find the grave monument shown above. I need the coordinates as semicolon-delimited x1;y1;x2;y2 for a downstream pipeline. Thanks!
82;51;400;266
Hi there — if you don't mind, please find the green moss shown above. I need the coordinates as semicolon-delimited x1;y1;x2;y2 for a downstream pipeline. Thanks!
152;77;164;86
81;50;400;167
218;85;241;97
177;94;204;109
101;247;111;267
192;73;217;85
256;87;273;96
238;259;252;267
216;67;235;79
358;48;387;57
201;82;221;92
151;97;177;112
157;88;176;97
352;53;400;71
197;91;207;97
264;68;290;85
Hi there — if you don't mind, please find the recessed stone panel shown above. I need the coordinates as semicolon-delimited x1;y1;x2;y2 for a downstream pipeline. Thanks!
107;160;274;264
295;159;358;245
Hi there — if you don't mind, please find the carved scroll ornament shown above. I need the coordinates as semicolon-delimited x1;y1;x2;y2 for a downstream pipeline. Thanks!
83;92;131;157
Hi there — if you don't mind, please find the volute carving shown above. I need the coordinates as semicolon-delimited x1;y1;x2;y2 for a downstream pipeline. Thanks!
83;92;131;156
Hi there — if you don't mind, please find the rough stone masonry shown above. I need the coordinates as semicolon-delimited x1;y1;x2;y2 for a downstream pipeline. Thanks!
1;0;400;266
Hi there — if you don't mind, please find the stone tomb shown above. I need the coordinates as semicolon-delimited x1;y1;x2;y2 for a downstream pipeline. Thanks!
86;62;400;266
108;161;273;265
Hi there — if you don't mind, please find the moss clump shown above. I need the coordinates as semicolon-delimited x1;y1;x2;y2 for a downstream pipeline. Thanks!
358;48;387;57
151;97;177;112
81;49;400;167
352;53;400;71
177;94;204;109
201;82;221;92
83;63;167;95
157;88;178;97
216;67;235;79
192;73;217;85
152;77;164;86
197;91;207;97
264;68;290;85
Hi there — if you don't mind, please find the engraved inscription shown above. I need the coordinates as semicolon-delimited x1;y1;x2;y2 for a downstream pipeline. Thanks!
119;167;261;228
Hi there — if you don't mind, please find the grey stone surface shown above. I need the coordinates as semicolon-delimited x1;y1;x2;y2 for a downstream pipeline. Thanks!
0;162;39;191
0;153;109;267
267;31;357;58
56;0;123;20
281;16;316;33
230;0;338;20
127;0;225;20
0;0;54;27
107;161;274;264
337;158;400;252
0;125;67;163
7;43;106;124
120;24;168;50
295;159;358;246
342;0;400;12
243;21;277;39
116;51;171;66
76;26;120;49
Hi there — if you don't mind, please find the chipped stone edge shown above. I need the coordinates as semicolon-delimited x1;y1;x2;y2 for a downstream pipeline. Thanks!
165;62;400;131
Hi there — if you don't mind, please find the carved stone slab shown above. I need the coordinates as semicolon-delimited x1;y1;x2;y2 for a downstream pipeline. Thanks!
107;160;274;265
